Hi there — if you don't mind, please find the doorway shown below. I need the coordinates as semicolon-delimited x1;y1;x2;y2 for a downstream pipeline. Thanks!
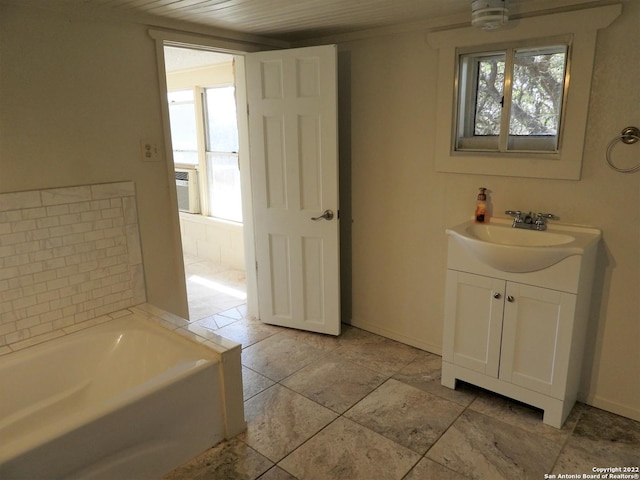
154;36;341;336
163;46;249;322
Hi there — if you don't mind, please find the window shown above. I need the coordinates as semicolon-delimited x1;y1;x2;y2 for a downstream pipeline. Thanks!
167;85;242;223
427;4;620;180
456;43;568;153
168;90;198;165
204;86;242;222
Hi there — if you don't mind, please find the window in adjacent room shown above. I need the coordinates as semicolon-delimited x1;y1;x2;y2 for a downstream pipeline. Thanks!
168;84;242;223
168;89;199;165
455;42;569;154
203;85;242;222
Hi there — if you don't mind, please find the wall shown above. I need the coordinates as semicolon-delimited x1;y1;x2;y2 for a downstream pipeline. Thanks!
0;182;145;352
180;213;245;270
339;1;639;420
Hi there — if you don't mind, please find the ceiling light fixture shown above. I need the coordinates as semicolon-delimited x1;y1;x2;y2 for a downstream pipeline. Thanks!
471;0;509;30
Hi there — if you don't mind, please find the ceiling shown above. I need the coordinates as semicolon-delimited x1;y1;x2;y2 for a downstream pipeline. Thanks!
14;0;606;42
164;47;232;72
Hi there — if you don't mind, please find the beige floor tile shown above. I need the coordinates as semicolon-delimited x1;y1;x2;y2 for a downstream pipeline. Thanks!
552;406;640;475
193;315;220;331
281;352;387;413
278;417;421;480
258;467;298;480
427;409;561;479
279;325;346;352
217;306;246;321
331;330;420;376
241;332;326;381
345;378;465;454
162;437;272;480
184;258;246;320
215;318;282;349
240;384;338;462
468;390;580;447
392;351;478;406
404;458;472;480
243;366;275;401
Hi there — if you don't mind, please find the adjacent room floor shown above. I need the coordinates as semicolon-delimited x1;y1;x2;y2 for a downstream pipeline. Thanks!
183;254;247;321
166;257;640;480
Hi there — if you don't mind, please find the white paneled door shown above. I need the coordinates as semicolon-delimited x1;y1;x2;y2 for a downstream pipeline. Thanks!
246;45;340;335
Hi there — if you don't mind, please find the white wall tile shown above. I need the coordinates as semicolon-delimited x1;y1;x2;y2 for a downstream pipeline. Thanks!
0;191;42;212
0;182;147;349
91;182;136;200
41;186;92;206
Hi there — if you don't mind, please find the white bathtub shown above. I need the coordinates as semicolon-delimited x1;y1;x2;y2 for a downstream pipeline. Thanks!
0;311;241;479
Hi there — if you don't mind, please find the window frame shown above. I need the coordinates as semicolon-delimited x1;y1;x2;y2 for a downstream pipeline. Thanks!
168;83;243;223
427;5;621;180
168;88;199;166
454;39;570;156
202;84;243;223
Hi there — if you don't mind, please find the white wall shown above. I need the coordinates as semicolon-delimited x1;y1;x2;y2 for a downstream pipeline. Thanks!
180;213;245;270
339;1;639;420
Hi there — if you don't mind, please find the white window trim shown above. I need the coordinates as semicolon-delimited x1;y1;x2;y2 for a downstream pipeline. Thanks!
455;40;568;154
427;4;621;180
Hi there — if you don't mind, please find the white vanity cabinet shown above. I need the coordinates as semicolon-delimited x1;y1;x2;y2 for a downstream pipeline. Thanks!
442;223;600;428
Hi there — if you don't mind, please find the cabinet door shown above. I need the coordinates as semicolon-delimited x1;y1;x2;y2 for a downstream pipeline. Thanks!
443;270;505;377
499;283;576;398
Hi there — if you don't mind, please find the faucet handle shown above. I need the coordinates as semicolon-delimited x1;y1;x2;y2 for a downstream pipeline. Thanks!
535;212;557;222
505;210;523;221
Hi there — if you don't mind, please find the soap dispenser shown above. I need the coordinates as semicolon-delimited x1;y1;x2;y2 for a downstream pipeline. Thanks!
475;187;488;223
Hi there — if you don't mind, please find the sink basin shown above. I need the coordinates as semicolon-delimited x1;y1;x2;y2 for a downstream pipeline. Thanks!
446;218;601;273
467;224;575;247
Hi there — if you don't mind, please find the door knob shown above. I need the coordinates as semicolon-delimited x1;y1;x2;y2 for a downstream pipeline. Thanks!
507;296;515;302
493;292;501;299
311;210;334;221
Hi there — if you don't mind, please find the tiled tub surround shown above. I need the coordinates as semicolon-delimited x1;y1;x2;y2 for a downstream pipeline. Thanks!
0;182;146;352
0;303;245;479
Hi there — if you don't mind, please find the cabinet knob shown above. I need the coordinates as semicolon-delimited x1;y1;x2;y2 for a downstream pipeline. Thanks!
493;292;501;299
507;295;515;302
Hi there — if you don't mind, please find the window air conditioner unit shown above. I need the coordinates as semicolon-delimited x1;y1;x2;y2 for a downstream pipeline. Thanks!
175;168;200;213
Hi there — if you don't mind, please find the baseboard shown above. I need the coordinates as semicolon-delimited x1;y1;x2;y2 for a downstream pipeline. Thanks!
579;392;640;422
348;319;442;355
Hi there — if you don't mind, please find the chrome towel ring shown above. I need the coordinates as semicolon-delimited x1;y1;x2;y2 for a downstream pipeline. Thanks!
606;126;640;173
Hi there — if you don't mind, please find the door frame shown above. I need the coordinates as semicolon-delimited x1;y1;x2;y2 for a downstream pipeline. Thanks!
149;29;270;320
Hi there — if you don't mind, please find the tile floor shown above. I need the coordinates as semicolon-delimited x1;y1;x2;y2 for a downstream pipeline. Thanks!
166;258;640;480
183;254;247;321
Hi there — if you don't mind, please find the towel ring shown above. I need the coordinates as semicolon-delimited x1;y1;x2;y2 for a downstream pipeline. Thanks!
605;126;640;173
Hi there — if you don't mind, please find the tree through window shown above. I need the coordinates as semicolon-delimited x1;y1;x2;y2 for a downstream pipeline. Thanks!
457;43;568;153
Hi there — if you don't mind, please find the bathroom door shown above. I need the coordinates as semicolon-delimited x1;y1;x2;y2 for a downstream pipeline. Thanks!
246;45;340;335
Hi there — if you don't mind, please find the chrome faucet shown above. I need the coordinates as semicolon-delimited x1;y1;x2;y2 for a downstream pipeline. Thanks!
505;210;556;231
